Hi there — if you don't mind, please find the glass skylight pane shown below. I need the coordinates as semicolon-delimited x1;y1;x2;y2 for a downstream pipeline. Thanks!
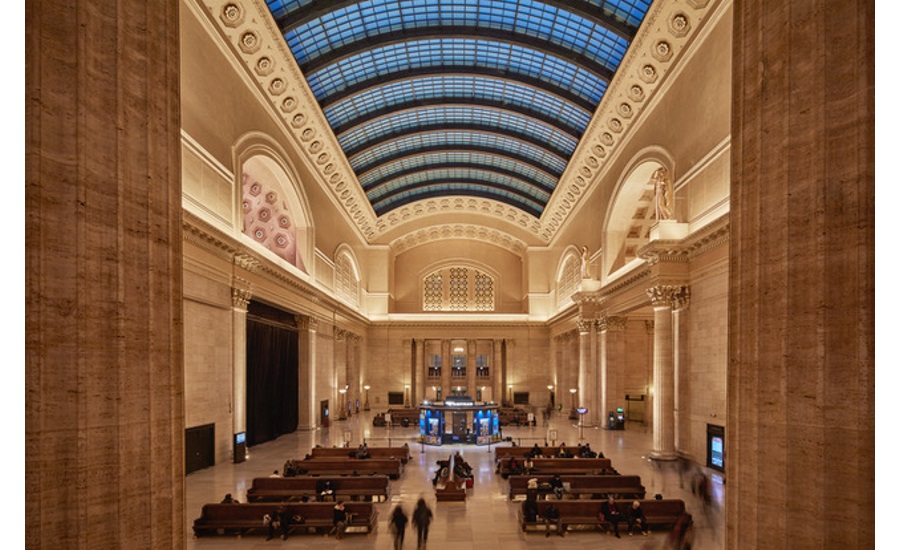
358;151;558;190
307;38;607;106
288;0;632;73
350;131;568;176
324;75;591;134
337;106;577;156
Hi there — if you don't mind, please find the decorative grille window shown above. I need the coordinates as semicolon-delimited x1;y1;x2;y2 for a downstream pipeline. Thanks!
558;255;580;307
335;253;360;307
422;267;495;311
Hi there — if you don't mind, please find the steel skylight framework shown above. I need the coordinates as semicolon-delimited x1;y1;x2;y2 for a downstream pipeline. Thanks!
265;0;651;218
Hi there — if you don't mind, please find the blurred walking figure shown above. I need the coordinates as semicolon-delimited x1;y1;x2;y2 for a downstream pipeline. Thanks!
412;498;434;549
389;504;408;550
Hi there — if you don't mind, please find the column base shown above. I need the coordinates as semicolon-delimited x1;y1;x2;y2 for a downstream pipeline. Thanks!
649;450;678;461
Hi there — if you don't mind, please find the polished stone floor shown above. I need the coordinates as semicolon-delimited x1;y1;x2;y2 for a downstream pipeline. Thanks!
186;411;725;549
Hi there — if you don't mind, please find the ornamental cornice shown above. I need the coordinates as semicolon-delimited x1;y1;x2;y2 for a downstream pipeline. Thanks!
390;223;528;256
539;0;720;242
379;199;541;243
636;214;730;264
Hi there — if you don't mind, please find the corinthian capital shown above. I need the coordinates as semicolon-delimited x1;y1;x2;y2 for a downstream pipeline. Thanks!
231;276;252;309
576;318;593;334
646;284;690;309
600;316;627;332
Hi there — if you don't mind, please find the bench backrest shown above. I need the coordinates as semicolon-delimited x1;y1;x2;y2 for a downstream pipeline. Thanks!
534;499;686;525
499;457;612;474
249;475;389;492
196;502;375;525
508;474;644;494
289;458;402;476
310;445;411;462
495;446;596;460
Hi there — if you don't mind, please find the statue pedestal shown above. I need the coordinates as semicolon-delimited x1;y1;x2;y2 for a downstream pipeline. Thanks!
650;220;689;241
579;278;601;292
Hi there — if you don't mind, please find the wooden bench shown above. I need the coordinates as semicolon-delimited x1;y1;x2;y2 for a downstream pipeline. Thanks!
286;458;403;479
192;502;377;537
506;475;646;500
310;444;412;463
518;499;689;534
494;445;601;461
434;455;466;502
497;457;614;478
245;476;391;503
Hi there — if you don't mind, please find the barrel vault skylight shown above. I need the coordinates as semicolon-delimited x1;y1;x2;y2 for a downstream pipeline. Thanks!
264;0;652;219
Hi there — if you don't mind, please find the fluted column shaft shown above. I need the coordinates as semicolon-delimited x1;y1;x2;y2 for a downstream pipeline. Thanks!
298;317;318;429
441;340;451;399
466;340;477;396
729;1;874;547
650;300;675;459
577;321;591;421
26;0;183;547
231;282;251;439
492;340;503;403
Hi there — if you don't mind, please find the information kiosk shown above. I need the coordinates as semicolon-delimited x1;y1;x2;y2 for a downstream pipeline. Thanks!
419;397;500;446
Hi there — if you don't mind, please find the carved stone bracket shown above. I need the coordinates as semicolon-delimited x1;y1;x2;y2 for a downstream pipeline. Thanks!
646;284;690;309
234;253;261;272
645;320;656;333
231;276;253;309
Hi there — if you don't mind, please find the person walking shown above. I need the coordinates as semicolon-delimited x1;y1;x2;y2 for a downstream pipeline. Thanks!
389;505;408;550
412;498;434;549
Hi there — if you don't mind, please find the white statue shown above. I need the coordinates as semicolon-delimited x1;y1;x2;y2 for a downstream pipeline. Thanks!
652;167;673;221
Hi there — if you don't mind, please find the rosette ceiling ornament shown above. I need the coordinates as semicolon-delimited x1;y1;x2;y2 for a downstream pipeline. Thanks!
264;0;651;220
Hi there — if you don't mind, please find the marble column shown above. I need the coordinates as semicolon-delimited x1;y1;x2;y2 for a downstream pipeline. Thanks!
729;1;874;546
26;0;183;547
647;285;688;460
672;293;690;453
492;339;503;404
297;317;318;430
231;278;252;443
440;340;451;399
466;339;477;397
598;316;627;427
576;319;592;419
414;339;425;405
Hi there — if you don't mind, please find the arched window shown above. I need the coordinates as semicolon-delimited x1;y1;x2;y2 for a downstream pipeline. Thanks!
421;266;495;311
556;253;581;308
334;249;360;308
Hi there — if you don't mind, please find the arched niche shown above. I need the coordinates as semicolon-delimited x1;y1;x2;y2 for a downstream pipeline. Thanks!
601;148;675;282
234;135;314;275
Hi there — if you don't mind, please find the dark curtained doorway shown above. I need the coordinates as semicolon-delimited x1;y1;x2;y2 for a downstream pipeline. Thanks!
246;301;299;446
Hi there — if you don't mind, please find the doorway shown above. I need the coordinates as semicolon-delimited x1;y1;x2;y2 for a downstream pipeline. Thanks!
185;423;215;474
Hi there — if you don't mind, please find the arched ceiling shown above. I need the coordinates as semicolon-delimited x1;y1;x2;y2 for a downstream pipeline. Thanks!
263;0;652;219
